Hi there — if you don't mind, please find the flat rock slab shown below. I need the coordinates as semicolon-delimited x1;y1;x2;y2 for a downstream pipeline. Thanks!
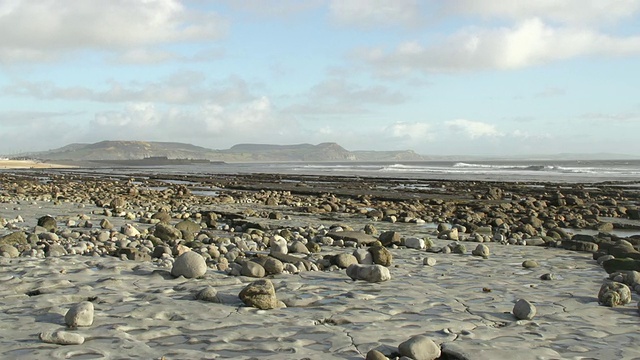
327;231;378;245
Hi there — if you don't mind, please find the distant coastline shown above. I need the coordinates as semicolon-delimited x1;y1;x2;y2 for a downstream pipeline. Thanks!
87;156;225;166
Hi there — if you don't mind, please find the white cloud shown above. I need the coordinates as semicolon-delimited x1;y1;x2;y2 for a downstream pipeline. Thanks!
445;119;503;139
445;0;640;25
0;0;226;63
361;18;640;73
329;0;421;27
385;121;431;141
93;103;159;127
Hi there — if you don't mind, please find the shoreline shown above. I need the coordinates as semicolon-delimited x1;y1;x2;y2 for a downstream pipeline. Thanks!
0;169;639;359
0;160;77;169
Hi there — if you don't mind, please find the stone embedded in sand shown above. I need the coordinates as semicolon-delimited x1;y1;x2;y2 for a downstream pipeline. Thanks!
398;334;441;360
513;299;536;320
241;261;266;278
239;279;278;310
195;286;220;302
472;244;490;257
333;253;358;269
522;260;539;268
65;301;94;327
346;264;391;283
540;273;556;280
423;257;437;266
369;245;392;266
40;330;84;345
171;251;207;278
598;281;631;307
269;235;288;255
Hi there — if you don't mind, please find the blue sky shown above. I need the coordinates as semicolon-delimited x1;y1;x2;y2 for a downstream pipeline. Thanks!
1;0;639;156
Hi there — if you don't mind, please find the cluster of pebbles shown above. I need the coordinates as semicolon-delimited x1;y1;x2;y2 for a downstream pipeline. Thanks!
1;171;640;359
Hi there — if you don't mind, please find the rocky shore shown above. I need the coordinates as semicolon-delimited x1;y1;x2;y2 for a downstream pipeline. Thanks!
1;169;639;359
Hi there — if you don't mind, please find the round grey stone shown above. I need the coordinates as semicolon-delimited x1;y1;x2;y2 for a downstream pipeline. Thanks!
171;251;207;278
64;301;94;327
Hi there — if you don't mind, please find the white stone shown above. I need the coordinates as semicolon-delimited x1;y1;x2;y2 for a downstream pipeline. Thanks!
269;235;288;255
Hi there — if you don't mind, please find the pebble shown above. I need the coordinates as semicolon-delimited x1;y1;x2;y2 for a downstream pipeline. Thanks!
540;273;556;281
513;299;536;320
64;301;94;327
194;286;220;302
423;257;437;266
522;260;539;268
471;244;490;257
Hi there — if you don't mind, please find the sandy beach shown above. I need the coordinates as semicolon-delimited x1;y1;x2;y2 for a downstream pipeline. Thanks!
1;169;639;359
0;160;76;169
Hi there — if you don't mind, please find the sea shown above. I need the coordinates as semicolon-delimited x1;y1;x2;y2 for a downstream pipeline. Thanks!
63;159;640;184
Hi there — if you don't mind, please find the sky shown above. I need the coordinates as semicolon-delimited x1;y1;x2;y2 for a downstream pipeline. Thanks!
1;0;639;156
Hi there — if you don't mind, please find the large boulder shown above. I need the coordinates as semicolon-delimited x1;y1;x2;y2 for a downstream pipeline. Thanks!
398;335;441;360
0;231;27;246
64;301;94;327
154;223;182;242
603;258;640;274
171;251;207;278
598;281;632;307
238;279;279;310
346;264;391;282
